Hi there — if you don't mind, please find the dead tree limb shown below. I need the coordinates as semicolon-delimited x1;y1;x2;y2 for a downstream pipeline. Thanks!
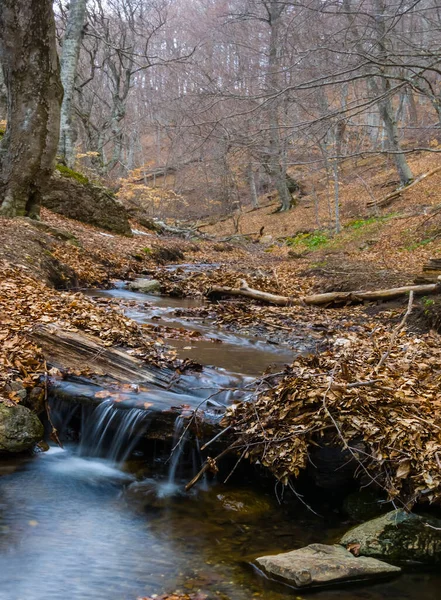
207;280;440;307
29;324;173;386
367;166;441;210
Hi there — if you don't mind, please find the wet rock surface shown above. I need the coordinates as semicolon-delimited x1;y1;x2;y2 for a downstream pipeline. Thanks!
255;543;401;589
0;403;44;453
340;509;441;564
128;278;161;293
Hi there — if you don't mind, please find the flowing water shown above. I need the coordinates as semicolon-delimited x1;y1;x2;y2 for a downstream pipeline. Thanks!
86;283;306;375
0;281;440;599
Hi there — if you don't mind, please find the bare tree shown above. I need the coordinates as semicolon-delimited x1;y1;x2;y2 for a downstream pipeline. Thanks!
58;0;88;167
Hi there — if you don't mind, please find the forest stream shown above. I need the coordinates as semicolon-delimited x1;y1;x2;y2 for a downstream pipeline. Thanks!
0;283;440;600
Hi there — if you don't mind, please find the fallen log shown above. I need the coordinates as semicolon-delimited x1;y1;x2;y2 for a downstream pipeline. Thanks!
207;280;441;307
29;324;173;386
423;258;441;272
367;166;441;210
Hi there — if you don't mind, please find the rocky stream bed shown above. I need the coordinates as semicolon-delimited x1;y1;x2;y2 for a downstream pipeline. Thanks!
0;276;441;599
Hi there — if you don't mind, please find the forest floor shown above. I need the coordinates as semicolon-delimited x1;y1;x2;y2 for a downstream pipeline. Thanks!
1;151;441;507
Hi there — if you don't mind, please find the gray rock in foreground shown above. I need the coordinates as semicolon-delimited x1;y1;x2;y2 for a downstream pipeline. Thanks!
0;403;44;453
340;509;441;564
128;278;161;293
255;543;401;589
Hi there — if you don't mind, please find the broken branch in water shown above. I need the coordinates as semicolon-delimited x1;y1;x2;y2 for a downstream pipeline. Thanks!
185;442;240;491
207;280;439;307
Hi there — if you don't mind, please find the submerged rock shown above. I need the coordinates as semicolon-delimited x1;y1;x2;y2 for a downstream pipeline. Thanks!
255;543;401;589
0;403;44;453
201;487;275;523
340;509;441;564
128;278;161;293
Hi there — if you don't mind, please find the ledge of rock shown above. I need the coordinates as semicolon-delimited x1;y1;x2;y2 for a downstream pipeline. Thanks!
255;543;401;589
0;403;44;453
340;509;441;564
43;171;131;236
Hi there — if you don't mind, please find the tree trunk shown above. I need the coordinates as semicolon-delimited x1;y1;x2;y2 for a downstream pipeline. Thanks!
378;98;414;185
343;0;413;187
0;0;63;218
248;160;259;208
266;1;292;211
0;66;6;119
371;0;413;186
58;0;87;168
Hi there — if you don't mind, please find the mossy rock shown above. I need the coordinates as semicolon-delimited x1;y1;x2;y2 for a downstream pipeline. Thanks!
0;403;44;453
55;164;89;185
43;171;131;235
340;509;441;564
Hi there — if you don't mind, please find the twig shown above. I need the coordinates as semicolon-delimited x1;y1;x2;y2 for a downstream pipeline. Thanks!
223;446;248;483
185;442;240;491
375;291;414;371
200;425;232;451
288;480;322;517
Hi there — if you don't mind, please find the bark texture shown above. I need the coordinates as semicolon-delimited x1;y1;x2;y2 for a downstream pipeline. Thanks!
58;0;87;167
0;0;63;218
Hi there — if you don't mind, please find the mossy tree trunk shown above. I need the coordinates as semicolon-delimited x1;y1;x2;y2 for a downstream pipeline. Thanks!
0;0;63;218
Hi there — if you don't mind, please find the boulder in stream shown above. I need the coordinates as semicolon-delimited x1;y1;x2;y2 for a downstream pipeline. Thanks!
0;403;44;453
340;509;441;564
255;543;401;589
128;278;161;293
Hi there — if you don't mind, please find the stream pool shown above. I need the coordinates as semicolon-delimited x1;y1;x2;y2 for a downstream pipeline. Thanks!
0;283;440;599
0;448;439;600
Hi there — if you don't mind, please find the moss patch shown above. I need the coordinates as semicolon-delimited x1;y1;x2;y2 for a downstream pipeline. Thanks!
55;164;89;186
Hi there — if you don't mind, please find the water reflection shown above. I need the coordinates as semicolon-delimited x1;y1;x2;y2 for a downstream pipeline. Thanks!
0;448;439;600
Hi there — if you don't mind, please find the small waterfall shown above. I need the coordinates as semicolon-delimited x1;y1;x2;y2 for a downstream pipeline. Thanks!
78;400;149;464
167;416;186;485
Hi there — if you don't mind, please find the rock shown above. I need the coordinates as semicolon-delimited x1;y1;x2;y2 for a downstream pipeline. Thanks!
43;171;131;235
128;278;161;293
201;487;275;522
151;246;185;264
255;543;401;589
259;235;273;244
340;509;441;564
0;403;44;453
20;218;80;245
